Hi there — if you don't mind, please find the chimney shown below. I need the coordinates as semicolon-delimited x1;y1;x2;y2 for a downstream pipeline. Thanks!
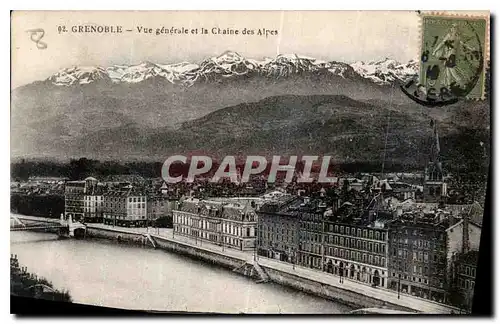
462;211;470;253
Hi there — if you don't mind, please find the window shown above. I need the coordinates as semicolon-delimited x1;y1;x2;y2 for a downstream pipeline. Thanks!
340;226;344;234
369;255;373;264
375;231;380;240
375;256;379;265
466;267;471;276
358;229;361;237
346;227;350;235
424;252;429;263
369;230;373;239
472;268;476;277
413;251;417;260
335;225;339;232
363;229;367;237
357;240;361;249
381;257;385;266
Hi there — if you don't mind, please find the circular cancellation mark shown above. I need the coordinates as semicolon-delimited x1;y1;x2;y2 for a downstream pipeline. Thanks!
401;19;485;107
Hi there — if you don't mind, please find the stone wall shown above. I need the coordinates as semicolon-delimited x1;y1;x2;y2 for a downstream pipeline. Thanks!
86;227;151;246
151;235;245;270
261;266;416;312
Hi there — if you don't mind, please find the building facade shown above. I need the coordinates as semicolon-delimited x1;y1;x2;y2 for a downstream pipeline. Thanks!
387;214;448;303
173;198;257;251
323;217;390;288
449;250;478;312
64;181;86;221
103;185;147;227
256;197;300;262
297;203;325;270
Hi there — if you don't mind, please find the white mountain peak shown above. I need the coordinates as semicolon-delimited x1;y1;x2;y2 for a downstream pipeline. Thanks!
46;52;417;87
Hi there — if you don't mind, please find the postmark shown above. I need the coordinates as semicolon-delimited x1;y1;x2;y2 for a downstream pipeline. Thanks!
401;13;489;105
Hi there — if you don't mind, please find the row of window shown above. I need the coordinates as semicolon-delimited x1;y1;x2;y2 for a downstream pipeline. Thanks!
175;214;254;237
326;236;387;254
260;232;295;244
391;237;444;250
300;221;322;232
103;214;145;220
327;224;386;241
300;232;321;243
393;229;445;241
393;249;441;264
459;265;476;277
84;196;103;200
459;278;475;290
325;247;386;267
300;243;321;255
190;229;244;246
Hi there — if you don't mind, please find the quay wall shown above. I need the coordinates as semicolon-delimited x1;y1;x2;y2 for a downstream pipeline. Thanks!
151;235;245;270
261;266;415;312
76;226;428;312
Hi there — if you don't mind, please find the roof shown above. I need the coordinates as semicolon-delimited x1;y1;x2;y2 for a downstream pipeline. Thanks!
84;177;98;181
455;250;479;265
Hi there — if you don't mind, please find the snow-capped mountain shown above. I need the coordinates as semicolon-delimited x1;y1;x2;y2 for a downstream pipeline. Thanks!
44;51;373;87
350;58;418;85
45;52;418;87
48;66;112;86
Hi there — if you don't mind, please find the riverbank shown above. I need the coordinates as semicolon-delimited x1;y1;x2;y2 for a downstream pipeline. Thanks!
83;224;458;314
10;215;458;314
10;254;72;302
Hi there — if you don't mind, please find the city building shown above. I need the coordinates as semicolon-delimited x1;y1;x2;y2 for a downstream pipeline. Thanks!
147;195;177;223
449;250;478;312
103;185;147;227
323;194;391;288
256;196;301;262
64;181;86;221
387;213;449;302
173;198;257;251
83;177;105;223
297;198;326;270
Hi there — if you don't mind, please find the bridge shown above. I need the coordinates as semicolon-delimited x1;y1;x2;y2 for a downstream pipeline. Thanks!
10;214;86;238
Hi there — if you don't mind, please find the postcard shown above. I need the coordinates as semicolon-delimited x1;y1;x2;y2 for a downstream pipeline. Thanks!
10;10;490;315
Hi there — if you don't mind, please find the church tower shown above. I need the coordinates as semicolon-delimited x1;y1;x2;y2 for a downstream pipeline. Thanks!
423;120;447;203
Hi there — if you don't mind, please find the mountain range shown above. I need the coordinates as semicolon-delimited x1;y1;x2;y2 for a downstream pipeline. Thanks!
11;52;489;166
45;51;418;87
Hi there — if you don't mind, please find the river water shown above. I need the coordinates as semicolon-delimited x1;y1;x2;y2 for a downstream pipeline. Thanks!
11;231;352;314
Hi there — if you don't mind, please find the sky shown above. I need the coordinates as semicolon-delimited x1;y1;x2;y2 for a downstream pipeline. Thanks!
11;10;422;88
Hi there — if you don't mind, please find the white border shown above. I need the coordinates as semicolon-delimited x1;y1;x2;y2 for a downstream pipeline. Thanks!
3;2;497;324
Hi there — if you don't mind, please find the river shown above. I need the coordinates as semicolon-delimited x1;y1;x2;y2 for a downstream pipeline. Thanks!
11;230;352;314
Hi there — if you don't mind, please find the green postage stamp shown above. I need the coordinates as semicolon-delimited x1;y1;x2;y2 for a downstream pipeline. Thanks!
420;14;489;99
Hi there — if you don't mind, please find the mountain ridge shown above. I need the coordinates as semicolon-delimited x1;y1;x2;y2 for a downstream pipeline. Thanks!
39;52;418;87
